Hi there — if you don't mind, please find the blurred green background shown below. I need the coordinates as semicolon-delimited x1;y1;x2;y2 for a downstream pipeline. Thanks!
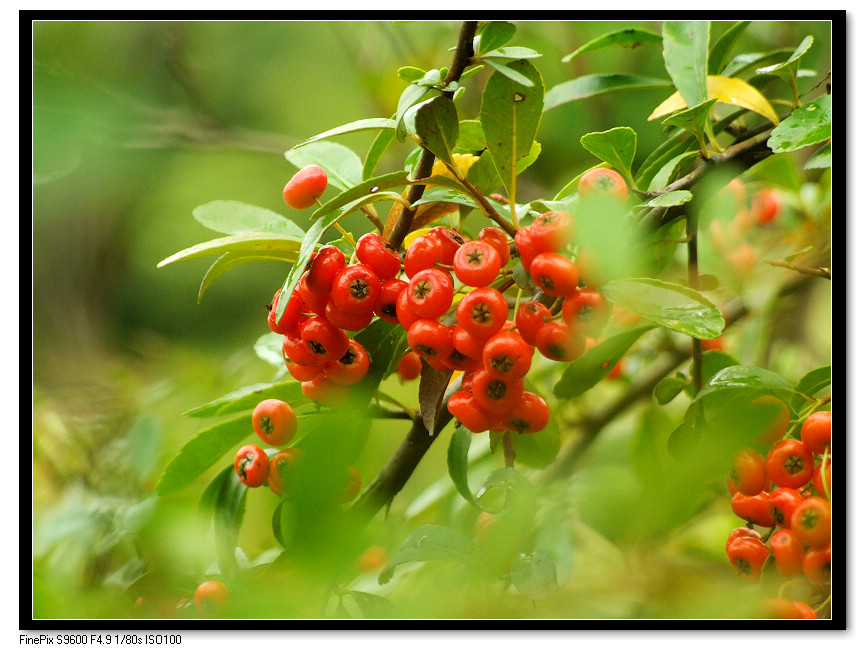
32;20;832;620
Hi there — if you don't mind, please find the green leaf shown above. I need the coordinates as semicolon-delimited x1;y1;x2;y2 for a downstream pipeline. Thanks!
397;66;426;83
198;251;296;304
128;415;161;483
638;190;693;208
212;464;248;577
395;83;431;142
708;21;751;75
184;380;304;419
562;27;662;62
361;126;396;180
454;119;486;154
662;21;710;107
157;233;303;269
601;278;725;339
403;95;460;165
791;365;831;411
510;551;558;600
285;141;363;193
447;427;484;510
634;130;692;189
721;48;796;77
482;46;542;60
156;413;251;495
695;365;795;401
378;524;491;584
193;201;305;238
484;58;534;87
647;151;700;192
805;142;831;170
465;150;502;195
311;171;410;220
756;35;814;76
345;591;400;619
654;373;689;405
291;118;397;150
659;98;718;142
580;127;637;182
352;319;407;402
544;75;672;111
477;21;517;55
253;331;286;369
411;188;477;210
768;95;831;153
554;325;656;399
480;59;544;198
516;140;542;175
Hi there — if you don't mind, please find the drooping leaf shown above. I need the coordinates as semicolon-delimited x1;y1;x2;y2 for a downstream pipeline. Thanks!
510;551;558;600
484;58;534;87
291;118;397;149
600;278;725;339
768;95;831;153
694;365;796;401
721;48;796;78
638;190;693;208
562;27;663;62
193;201;306;238
755;35;814;77
156;413;251;495
285;141;364;192
198;251;296;304
363;128;397;180
311;171;410;220
544;75;672;111
476;21;517;55
580;127;637;182
447;427;484;510
480;59;544;199
707;21;751;75
554;325;656;399
184;380;304;419
378;524;491;584
649;76;779;125
662;21;710;107
156;233;303;269
403;95;460;166
791;365;831;411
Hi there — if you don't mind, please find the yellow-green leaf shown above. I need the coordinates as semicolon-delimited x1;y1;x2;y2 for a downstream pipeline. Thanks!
648;75;778;125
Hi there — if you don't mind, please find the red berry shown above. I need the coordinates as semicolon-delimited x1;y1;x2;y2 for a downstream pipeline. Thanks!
749;395;790;445
503;391;549;434
194;581;230;618
801;544;831;584
528;211;575;251
282;332;326;368
452;241;502;287
451;324;487;360
234;444;269;488
298;273;330;316
770;528;805;577
324;299;374;332
731;491;774;527
766;438;814;489
530;252;580;297
800;410;831;455
751;188;781;225
726;536;770;581
477;227;511;265
306;245;346;294
470;369;523;415
790;497;831;548
767;487;805;528
514;227;541;270
482;331;535;382
285;358;321;382
396;350;422;381
535;320;586;362
404;235;442;278
428;226;466;265
407;318;453;362
407;268;454;319
456;287;509;340
812;458;831;498
300;315;350;363
356;232;401;279
561;288;609;336
396;287;421;330
267;289;303;336
515;301;552;346
447;391;494;433
726;526;761;553
577;167;628;201
728;448;767;497
283;165;328;209
374;278;408;324
301;375;351;408
331;264;381;314
268;447;302;496
252;399;297;447
322;339;370;386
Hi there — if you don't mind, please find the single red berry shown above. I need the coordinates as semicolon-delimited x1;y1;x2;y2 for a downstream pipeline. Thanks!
298;273;330;316
801;543;831;584
767;487;805;527
285;358;322;382
252;399;297;447
356;232;402;279
503;391;549;434
751;188;781;225
268;447;302;496
790;497;831;548
407;318;453;362
763;598;817;619
727;448;767;497
396;350;422;381
477;227;511;265
301;374;351;408
331;264;381;314
456;287;509;340
407;268;455;319
812;458;831;498
561;288;609;336
234;444;269;488
428;226;465;265
452;241;502;287
726;536;770;581
726;526;761;553
530;252;580;297
770;528;805;577
470;369;523;415
282;332;326;368
528;211;575;252
267;289;303;336
396;286;422;330
515;301;552;346
306;245;346;294
283;165;328;209
731;491;774;527
577;167;629;201
322;339;370;386
535;320;586;362
404;235;442;278
374;278;408;324
514;226;541;270
451;324;487;360
194;581;231;618
800;410;831;455
324;299;374;332
766;438;814;489
447;391;495;433
482;330;535;382
300;315;350;363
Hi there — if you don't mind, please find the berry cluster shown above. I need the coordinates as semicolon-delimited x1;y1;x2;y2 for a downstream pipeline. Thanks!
724;405;832;618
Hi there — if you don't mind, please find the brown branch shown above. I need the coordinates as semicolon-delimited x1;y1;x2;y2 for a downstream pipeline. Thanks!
386;21;479;250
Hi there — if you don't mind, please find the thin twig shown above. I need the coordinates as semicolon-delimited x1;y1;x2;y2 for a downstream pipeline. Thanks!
764;260;831;279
